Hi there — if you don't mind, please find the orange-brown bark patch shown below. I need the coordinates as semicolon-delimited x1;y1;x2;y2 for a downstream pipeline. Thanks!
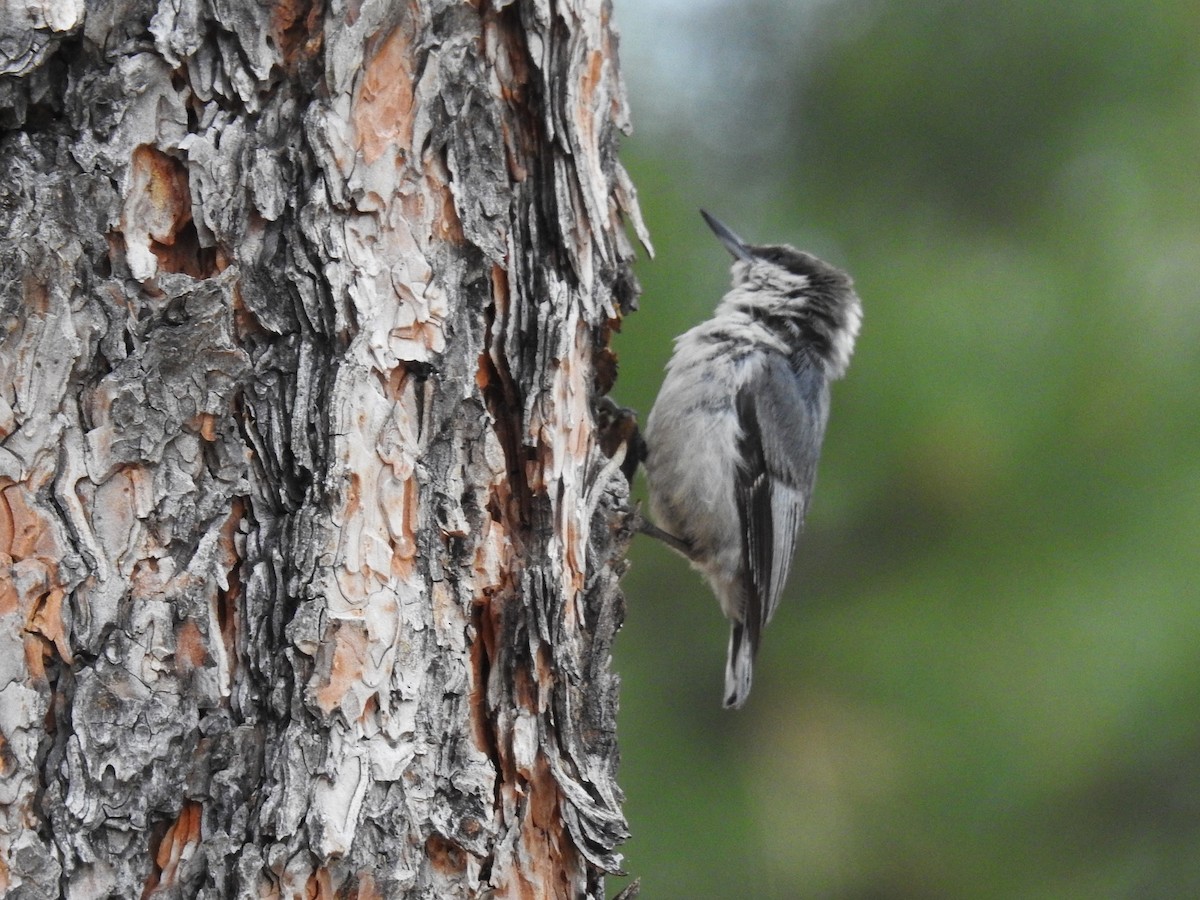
527;752;560;832
304;867;334;900
593;342;618;398
0;554;16;616
356;692;378;726
4;485;73;669
490;267;509;332
312;622;369;714
188;412;218;442
476;348;494;394
130;556;164;600
353;25;415;165
26;586;72;665
124;146;217;277
383;364;407;401
0;485;11;551
515;752;575;900
132;146;190;245
425;834;468;876
174;620;208;673
142;800;203;898
389;312;446;357
2;484;60;560
22;273;49;316
339;874;383;900
426;165;465;244
580;50;604;112
271;0;325;69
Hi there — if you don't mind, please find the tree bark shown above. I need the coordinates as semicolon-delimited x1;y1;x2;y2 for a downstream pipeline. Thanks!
0;1;648;897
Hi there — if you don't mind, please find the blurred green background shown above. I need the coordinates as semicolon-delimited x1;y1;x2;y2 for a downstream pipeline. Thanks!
606;1;1200;897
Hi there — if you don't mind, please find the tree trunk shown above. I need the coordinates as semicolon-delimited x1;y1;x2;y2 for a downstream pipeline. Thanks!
0;1;648;897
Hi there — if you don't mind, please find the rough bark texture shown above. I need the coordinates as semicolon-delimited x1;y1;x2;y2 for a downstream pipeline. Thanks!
0;1;648;897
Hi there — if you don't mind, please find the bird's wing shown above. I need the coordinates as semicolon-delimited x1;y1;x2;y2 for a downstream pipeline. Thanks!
735;354;830;637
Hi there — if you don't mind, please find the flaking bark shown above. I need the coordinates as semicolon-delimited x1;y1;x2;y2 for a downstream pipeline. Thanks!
0;1;648;897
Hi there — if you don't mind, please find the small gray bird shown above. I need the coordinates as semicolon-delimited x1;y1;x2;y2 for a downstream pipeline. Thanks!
642;211;862;708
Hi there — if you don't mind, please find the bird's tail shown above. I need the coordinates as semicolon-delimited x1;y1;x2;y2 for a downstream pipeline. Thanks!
723;623;754;709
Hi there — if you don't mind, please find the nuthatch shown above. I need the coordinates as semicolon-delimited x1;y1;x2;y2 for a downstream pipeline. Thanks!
641;211;862;708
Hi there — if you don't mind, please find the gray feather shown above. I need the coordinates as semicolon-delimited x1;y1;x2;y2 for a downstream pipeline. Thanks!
736;354;829;627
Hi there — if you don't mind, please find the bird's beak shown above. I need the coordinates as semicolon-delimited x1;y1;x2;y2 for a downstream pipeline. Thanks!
700;210;753;262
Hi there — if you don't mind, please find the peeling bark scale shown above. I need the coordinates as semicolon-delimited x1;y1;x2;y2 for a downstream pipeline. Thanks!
0;1;650;897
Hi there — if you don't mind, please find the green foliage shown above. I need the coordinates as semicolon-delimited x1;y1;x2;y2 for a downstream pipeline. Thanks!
610;1;1200;897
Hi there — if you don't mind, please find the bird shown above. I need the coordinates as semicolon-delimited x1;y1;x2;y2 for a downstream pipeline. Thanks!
640;210;862;708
